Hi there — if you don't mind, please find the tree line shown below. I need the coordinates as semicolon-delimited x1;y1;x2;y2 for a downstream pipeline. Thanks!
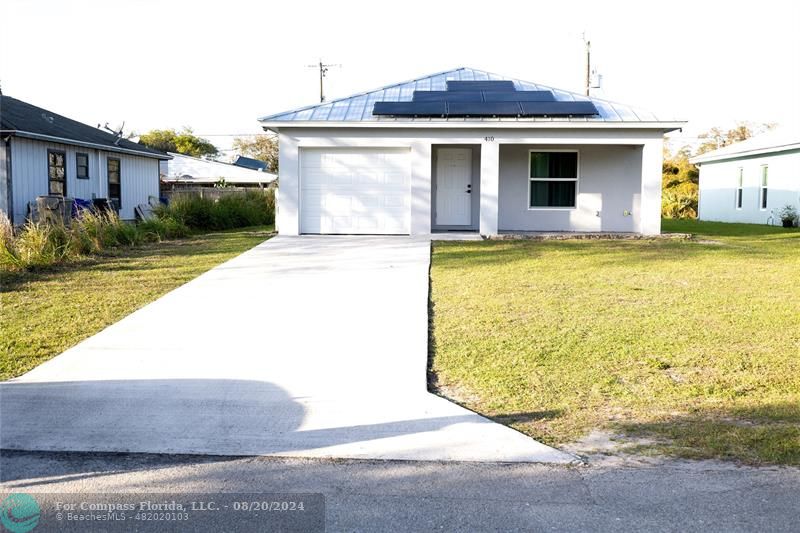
136;128;278;174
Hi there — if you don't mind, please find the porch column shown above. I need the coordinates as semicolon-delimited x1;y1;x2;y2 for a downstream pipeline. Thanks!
410;140;432;235
479;140;500;235
640;138;663;235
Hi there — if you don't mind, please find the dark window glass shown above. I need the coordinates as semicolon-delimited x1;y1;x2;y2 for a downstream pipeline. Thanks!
529;152;578;208
107;158;121;209
530;180;576;208
736;189;743;209
530;152;577;179
48;150;67;195
76;153;89;179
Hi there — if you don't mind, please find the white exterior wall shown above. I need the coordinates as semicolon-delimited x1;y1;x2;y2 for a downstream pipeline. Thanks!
498;144;644;232
698;149;800;224
276;127;665;235
8;137;160;222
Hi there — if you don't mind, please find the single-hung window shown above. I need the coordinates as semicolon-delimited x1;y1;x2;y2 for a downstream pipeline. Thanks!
735;167;743;209
529;151;578;208
48;150;67;195
107;157;121;209
76;153;89;179
759;165;768;210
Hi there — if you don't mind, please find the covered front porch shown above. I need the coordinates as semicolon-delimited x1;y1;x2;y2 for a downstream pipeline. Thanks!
430;138;663;236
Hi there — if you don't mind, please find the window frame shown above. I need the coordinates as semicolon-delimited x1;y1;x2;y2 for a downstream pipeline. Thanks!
735;167;743;210
47;149;67;196
527;149;580;210
76;152;90;179
107;156;121;210
759;165;768;211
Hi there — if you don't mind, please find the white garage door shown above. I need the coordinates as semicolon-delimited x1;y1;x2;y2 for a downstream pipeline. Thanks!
300;147;411;234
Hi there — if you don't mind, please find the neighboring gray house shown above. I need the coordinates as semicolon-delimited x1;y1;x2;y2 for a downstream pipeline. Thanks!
259;67;684;236
0;95;169;223
692;125;800;225
160;152;277;188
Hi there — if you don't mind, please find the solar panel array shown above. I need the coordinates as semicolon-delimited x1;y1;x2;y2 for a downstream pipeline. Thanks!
372;80;598;118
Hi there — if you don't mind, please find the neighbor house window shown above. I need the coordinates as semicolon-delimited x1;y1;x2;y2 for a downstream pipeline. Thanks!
76;153;89;179
759;165;768;210
735;167;743;209
47;150;67;195
528;151;578;208
107;157;121;209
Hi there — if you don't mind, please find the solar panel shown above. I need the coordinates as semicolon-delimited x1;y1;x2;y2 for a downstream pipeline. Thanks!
372;101;446;116
373;84;599;117
519;101;598;116
446;80;515;92
412;91;483;102
447;102;521;117
483;91;555;102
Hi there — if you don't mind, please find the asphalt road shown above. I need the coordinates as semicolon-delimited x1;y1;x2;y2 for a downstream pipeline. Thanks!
1;451;798;532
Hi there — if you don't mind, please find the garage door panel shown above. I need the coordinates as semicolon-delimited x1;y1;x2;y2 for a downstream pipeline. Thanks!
300;148;411;235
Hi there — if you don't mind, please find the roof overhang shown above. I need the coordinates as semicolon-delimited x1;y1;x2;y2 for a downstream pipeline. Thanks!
691;143;800;164
261;120;685;133
1;130;172;160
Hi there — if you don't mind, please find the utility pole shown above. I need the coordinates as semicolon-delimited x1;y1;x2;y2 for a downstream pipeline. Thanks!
583;33;591;96
306;60;341;103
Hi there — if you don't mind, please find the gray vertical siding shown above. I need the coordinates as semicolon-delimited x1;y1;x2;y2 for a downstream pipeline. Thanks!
0;140;9;221
9;137;160;221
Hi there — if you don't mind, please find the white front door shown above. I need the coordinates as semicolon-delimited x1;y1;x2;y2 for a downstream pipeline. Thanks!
435;148;472;225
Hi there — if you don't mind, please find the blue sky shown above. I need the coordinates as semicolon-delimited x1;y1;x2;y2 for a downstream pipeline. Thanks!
2;0;798;152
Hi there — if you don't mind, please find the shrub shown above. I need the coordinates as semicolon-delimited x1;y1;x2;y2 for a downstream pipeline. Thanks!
137;216;190;242
160;188;275;230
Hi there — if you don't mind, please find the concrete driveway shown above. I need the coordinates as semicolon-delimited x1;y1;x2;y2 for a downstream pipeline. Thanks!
0;236;573;463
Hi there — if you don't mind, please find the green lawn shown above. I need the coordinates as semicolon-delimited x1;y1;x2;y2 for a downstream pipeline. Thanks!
430;219;800;465
1;227;272;380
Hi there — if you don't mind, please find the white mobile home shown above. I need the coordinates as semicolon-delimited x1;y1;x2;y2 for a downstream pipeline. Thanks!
692;126;800;225
259;67;684;236
0;95;170;223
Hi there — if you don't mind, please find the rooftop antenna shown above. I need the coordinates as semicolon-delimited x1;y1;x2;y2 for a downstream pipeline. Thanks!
582;32;591;96
306;59;341;103
102;121;125;145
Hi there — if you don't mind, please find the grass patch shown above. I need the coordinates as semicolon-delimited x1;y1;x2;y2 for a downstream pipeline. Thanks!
0;226;272;380
430;220;800;465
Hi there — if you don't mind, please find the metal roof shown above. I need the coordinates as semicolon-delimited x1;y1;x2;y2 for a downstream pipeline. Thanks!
690;124;800;164
0;95;170;159
259;67;680;126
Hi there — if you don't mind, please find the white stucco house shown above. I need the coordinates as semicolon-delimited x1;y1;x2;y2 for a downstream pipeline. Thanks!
160;152;277;188
259;67;684;236
0;95;170;223
692;125;800;225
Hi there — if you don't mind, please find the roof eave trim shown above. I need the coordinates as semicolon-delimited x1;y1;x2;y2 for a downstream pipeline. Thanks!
2;130;172;160
260;121;686;131
691;143;800;164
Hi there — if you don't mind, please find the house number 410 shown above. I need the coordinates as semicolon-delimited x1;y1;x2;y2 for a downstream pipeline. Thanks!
484;136;495;142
